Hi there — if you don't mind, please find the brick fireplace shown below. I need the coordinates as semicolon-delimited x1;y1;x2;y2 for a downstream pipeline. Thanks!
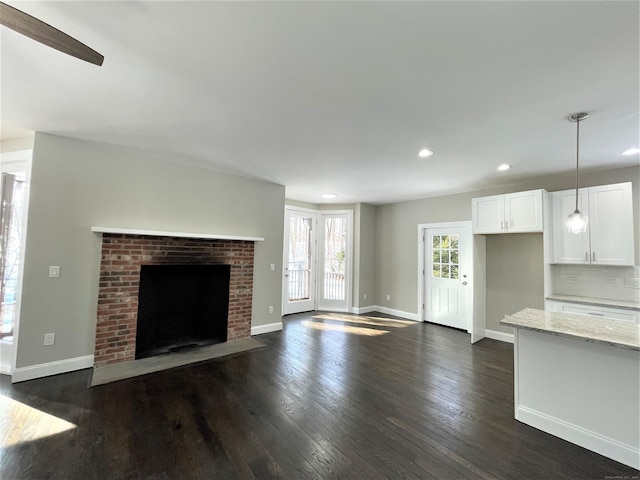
94;233;255;368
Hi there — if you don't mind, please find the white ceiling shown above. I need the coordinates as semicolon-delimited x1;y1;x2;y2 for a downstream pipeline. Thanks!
2;1;638;205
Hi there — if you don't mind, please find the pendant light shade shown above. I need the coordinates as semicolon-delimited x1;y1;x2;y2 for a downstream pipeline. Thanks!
566;113;589;234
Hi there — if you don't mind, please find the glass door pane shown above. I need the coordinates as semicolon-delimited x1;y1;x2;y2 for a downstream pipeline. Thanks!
322;216;346;301
288;215;313;302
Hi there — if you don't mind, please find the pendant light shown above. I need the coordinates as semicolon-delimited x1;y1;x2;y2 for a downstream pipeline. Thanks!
566;112;589;233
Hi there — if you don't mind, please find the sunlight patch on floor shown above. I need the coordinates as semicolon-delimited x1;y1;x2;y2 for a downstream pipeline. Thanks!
302;320;389;336
0;395;77;448
312;313;414;328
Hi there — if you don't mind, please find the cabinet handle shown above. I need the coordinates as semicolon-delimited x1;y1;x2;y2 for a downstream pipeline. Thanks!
505;220;509;230
587;312;604;316
592;252;596;262
585;252;589;262
501;221;504;231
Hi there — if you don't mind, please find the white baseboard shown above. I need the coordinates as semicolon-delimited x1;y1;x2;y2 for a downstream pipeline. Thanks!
485;329;514;343
351;305;377;314
251;321;283;336
12;355;94;383
517;405;639;470
370;306;419;321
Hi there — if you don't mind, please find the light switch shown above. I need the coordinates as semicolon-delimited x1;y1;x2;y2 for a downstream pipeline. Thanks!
49;266;61;278
270;263;275;271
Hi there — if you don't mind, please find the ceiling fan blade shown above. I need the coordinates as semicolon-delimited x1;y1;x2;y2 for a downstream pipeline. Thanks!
0;2;103;66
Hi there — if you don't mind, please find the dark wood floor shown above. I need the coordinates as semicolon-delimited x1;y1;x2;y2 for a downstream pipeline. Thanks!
1;311;638;479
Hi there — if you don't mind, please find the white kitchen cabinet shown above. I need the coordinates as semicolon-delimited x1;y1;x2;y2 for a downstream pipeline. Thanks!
548;300;639;323
551;182;634;266
472;189;544;234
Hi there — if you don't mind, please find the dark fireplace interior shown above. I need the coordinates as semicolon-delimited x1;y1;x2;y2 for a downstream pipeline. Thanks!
135;264;230;360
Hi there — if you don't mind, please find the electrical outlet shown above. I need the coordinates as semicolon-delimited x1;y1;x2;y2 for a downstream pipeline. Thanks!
270;263;275;271
386;294;391;301
605;277;617;286
363;293;367;300
268;305;274;314
43;333;55;346
567;274;578;283
624;278;640;289
49;266;61;278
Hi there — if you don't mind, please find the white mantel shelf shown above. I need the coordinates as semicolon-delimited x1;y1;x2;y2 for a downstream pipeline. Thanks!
91;226;264;242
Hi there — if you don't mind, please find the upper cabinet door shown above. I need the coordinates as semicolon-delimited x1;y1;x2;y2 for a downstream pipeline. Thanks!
504;190;544;233
551;189;590;264
472;195;504;234
588;183;635;266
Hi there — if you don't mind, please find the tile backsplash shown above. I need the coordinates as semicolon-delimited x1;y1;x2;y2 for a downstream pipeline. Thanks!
551;265;640;303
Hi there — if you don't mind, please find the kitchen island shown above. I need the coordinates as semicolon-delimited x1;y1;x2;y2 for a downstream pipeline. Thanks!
501;308;639;469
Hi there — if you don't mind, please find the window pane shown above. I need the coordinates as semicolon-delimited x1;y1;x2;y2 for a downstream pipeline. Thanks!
451;265;459;279
451;250;458;264
433;250;441;263
450;234;459;248
441;235;450;248
433;264;441;278
323;217;346;301
442;250;449;263
433;235;440;248
442;265;450;278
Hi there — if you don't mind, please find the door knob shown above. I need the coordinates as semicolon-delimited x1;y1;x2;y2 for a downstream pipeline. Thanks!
462;281;468;285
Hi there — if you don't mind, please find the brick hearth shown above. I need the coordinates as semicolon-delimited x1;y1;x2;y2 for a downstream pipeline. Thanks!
94;234;254;367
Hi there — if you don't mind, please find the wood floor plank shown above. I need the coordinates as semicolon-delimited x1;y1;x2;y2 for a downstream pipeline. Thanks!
1;311;638;479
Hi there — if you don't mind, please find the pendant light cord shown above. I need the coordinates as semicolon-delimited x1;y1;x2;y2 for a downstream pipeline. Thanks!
574;117;580;211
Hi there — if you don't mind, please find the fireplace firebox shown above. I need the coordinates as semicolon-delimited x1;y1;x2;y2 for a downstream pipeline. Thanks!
135;264;230;359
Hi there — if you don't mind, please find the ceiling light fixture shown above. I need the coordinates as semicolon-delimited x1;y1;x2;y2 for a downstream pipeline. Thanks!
497;164;510;171
320;193;336;199
566;112;589;234
622;147;640;156
418;149;434;158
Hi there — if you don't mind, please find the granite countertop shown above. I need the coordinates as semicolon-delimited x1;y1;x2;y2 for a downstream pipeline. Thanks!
501;308;640;351
546;294;640;311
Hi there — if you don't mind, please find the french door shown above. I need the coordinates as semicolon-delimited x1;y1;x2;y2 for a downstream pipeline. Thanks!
282;208;352;315
317;212;351;312
283;209;317;315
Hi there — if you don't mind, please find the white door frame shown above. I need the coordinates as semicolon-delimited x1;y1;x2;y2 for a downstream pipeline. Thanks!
417;221;486;343
282;206;318;315
1;149;32;376
282;206;354;314
317;210;353;313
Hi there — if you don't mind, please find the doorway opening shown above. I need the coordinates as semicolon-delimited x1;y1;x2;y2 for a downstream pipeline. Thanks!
417;221;486;343
283;207;352;315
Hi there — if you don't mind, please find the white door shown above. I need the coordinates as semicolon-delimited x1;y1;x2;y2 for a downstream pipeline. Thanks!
283;209;317;315
425;226;472;330
317;213;352;312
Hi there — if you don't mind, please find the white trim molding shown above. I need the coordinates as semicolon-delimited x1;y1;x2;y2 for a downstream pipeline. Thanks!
12;355;94;383
352;306;377;314
251;322;283;336
92;226;264;242
517;406;639;470
485;329;514;343
372;306;419;321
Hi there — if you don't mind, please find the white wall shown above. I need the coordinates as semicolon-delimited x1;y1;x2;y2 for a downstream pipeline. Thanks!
16;133;285;370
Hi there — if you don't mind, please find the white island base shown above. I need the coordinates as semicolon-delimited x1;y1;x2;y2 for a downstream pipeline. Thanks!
503;309;639;470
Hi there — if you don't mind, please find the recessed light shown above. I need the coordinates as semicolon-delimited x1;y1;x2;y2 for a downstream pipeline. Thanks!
320;193;336;199
497;164;510;171
418;149;434;158
622;147;640;156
